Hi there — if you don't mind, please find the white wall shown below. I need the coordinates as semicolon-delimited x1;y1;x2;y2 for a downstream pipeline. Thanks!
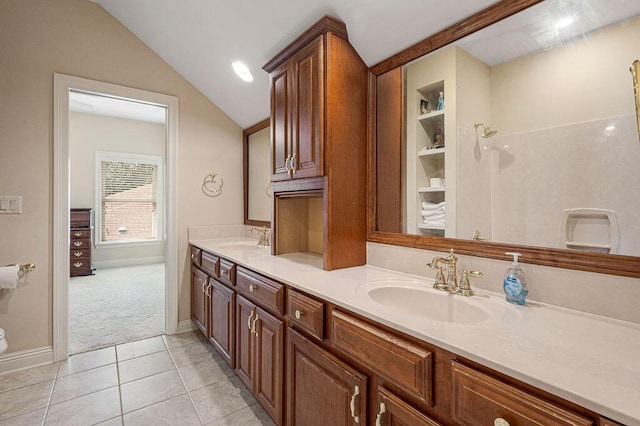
70;112;165;265
0;0;243;354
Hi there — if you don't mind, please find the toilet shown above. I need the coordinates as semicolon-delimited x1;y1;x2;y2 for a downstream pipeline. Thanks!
0;328;7;355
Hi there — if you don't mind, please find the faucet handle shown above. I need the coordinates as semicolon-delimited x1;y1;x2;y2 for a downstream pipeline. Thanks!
458;270;482;297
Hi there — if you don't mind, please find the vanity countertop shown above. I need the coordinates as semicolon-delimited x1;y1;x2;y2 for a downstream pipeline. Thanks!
190;237;640;425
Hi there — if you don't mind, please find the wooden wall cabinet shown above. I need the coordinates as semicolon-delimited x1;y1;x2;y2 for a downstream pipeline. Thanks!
264;15;369;271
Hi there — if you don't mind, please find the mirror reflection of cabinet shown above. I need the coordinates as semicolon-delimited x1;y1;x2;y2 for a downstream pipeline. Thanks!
243;119;271;227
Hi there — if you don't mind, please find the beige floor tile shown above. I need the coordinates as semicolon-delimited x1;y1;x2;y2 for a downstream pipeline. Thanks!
120;370;186;414
168;340;218;367
0;363;59;394
0;380;54;421
163;331;208;350
45;386;121;426
205;403;275;426
50;364;118;405
116;336;166;361
0;408;46;426
58;346;116;377
190;376;257;425
96;416;123;426
122;394;200;426
118;351;175;384
177;356;235;392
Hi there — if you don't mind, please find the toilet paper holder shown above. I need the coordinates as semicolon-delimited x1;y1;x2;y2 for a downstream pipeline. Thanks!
4;263;36;275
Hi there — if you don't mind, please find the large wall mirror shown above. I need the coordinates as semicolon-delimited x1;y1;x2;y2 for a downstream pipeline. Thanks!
243;118;271;227
369;0;640;277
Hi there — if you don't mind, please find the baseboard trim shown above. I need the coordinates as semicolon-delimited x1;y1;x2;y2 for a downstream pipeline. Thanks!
92;256;165;270
0;346;54;374
176;320;196;334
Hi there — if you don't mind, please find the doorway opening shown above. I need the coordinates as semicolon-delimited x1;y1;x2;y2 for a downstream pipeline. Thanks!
54;74;178;361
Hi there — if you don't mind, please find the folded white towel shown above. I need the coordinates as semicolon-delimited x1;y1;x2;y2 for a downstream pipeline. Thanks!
422;201;445;210
422;219;444;226
421;208;444;217
421;213;445;221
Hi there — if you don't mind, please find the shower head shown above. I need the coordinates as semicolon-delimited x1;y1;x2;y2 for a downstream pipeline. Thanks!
474;122;498;138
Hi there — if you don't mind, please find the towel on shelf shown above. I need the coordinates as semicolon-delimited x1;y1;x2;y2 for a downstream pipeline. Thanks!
421;208;444;217
422;201;445;210
421;212;445;221
422;219;444;226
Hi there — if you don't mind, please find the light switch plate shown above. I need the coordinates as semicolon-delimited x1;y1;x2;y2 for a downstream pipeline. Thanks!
0;196;22;214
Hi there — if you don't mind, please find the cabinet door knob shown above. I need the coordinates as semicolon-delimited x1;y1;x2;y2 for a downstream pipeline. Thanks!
350;385;360;424
73;241;83;247
294;310;303;320
375;402;386;426
221;269;228;276
494;418;510;426
249;284;257;292
73;262;83;268
191;253;195;260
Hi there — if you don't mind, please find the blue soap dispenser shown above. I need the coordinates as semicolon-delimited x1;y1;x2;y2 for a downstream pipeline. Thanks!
503;252;528;305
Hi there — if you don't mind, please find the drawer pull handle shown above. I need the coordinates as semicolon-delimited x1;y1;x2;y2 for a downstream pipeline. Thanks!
206;283;211;298
494;418;510;426
247;310;254;330
252;313;259;336
73;262;83;268
73;252;83;257
74;232;83;237
73;241;83;247
294;310;303;320
249;284;257;292
350;385;360;424
375;402;386;426
202;281;207;295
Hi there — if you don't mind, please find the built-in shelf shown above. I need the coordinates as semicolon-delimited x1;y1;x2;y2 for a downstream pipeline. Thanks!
418;147;445;158
418;186;445;193
418;109;444;121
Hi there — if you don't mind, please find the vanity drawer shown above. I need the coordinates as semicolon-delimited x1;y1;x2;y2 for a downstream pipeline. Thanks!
451;361;594;426
70;229;91;239
201;251;220;277
287;289;324;341
70;238;91;249
218;259;236;287
330;309;433;406
236;267;284;315
190;246;202;266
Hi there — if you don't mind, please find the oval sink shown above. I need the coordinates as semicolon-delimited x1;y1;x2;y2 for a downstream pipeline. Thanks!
357;280;490;324
219;240;260;249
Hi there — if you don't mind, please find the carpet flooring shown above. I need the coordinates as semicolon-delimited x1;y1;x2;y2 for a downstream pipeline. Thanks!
69;263;165;355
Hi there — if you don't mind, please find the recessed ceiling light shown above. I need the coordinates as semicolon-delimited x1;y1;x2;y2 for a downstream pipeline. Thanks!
232;61;253;82
555;17;574;29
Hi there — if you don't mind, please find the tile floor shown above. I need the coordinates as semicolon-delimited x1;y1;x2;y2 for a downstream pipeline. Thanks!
0;332;275;425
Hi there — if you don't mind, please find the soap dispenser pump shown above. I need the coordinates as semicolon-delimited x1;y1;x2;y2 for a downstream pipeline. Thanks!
503;252;528;305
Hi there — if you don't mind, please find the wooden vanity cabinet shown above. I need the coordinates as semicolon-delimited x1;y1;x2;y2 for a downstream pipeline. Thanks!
375;386;442;426
191;266;209;336
264;15;369;271
235;295;285;424
208;278;235;368
287;328;367;426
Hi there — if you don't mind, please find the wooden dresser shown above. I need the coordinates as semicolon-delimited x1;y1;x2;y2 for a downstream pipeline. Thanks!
70;208;93;277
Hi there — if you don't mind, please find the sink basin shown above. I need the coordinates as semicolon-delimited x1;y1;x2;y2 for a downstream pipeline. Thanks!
357;279;490;324
219;240;261;249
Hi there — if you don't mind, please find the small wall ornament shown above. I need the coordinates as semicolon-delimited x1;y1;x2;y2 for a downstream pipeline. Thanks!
202;172;224;197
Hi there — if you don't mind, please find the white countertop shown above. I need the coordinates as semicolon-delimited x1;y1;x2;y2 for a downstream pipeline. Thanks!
191;237;640;425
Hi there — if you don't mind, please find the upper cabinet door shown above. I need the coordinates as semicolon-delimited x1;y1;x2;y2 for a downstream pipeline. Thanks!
270;62;292;181
291;35;324;180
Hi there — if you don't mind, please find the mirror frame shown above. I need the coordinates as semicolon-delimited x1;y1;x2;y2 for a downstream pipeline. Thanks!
243;118;271;227
367;0;640;278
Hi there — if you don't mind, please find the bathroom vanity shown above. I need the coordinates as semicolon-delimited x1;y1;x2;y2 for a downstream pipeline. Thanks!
189;238;637;425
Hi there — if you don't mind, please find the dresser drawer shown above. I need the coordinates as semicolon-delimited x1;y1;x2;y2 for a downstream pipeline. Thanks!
70;249;90;260
451;361;594;426
287;289;324;341
330;309;433;406
219;259;236;287
70;260;91;277
236;267;284;315
70;229;91;239
190;246;202;266
70;209;91;228
70;238;91;249
201;251;220;277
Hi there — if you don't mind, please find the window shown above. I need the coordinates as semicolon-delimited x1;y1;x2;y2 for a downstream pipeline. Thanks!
95;151;163;245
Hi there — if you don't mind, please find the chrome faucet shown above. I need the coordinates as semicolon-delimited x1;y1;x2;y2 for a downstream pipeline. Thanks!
250;226;270;247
